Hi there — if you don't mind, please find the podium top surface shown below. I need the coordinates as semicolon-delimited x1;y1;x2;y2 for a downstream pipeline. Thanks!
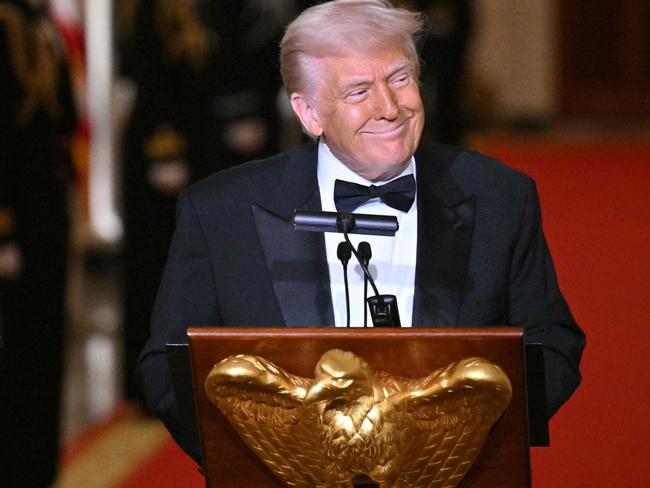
188;326;523;340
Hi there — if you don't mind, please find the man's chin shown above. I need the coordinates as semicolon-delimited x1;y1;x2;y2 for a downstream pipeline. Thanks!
362;157;412;182
332;144;415;181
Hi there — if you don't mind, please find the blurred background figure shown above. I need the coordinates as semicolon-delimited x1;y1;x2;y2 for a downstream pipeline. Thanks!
115;0;294;407
0;0;77;485
420;0;473;146
397;0;474;146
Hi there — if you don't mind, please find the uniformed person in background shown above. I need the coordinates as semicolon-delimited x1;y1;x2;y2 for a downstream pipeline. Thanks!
116;0;295;406
398;0;474;146
0;0;77;485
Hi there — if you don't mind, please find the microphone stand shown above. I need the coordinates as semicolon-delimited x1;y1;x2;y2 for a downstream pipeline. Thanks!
292;209;401;327
357;242;372;327
338;215;400;327
336;242;352;327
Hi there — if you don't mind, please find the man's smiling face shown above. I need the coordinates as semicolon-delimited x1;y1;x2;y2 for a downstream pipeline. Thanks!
292;47;425;182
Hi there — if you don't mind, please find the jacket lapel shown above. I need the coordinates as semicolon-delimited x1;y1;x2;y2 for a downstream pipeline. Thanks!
252;140;475;328
252;142;335;327
412;144;476;327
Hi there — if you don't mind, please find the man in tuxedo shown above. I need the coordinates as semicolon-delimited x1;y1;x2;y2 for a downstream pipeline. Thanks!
138;0;585;463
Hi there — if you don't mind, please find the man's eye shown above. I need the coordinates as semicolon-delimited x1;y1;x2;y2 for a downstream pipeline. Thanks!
392;75;409;86
347;89;367;99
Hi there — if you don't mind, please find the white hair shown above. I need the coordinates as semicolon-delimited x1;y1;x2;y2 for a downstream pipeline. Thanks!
280;0;424;95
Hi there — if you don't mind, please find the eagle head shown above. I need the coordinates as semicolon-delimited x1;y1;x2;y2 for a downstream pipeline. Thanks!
303;349;374;406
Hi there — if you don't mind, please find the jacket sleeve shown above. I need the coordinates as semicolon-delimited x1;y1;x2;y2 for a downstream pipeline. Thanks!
136;189;220;464
509;178;586;417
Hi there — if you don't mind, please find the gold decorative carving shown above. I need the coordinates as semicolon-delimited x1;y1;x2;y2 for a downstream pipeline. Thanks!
205;349;512;488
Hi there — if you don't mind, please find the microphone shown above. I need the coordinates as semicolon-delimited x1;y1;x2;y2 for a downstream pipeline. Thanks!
293;210;401;327
293;210;398;236
336;241;352;327
357;242;372;327
338;215;401;327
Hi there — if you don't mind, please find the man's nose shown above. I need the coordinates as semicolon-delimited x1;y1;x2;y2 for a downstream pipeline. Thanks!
372;84;399;120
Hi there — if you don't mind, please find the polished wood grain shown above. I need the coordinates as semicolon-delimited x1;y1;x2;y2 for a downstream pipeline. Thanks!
188;327;530;488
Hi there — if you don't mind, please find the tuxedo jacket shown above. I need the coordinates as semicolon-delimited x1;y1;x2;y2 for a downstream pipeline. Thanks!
138;140;585;461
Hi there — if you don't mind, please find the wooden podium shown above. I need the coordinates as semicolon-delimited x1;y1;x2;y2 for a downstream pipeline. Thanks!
188;327;531;487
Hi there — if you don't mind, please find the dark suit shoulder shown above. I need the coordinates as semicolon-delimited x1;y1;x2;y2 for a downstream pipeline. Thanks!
419;141;536;217
180;142;315;211
458;148;531;181
446;145;535;202
419;141;532;184
186;152;287;200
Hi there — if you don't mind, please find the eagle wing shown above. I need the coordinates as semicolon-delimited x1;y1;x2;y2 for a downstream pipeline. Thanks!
205;354;325;487
391;357;512;488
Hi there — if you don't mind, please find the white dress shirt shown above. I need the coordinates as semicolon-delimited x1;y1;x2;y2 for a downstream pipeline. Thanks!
317;142;418;327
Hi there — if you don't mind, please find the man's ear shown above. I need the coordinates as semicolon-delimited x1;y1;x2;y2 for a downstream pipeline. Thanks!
290;93;323;138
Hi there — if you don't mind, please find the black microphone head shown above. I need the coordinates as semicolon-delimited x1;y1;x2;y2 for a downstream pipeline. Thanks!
358;241;372;264
337;241;352;265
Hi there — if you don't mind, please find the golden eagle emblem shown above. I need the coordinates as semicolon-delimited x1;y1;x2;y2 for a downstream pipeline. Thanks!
205;349;512;488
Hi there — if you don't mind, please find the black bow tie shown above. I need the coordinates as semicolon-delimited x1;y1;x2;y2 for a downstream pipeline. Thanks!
334;174;416;213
